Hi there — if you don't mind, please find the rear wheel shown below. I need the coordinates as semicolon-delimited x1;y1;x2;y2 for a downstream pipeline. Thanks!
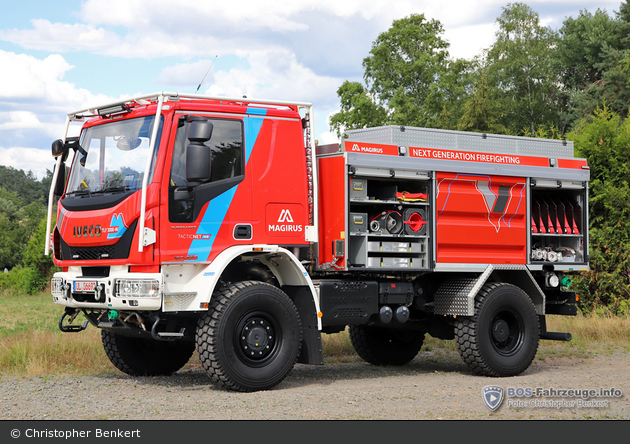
349;324;425;366
456;282;539;377
196;281;302;392
101;331;195;376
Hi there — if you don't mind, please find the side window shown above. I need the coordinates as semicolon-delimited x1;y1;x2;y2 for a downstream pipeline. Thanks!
169;117;244;223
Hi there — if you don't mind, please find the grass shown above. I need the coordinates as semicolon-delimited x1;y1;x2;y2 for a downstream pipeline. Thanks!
1;291;628;376
0;290;115;376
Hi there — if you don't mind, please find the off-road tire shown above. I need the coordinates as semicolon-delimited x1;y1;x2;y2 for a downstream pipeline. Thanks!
196;281;302;392
101;331;195;376
349;324;425;366
456;282;539;377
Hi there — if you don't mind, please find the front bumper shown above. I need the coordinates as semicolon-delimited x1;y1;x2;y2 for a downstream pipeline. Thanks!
51;266;163;311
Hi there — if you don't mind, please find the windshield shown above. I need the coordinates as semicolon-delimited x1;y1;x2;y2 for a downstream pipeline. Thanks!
65;115;163;196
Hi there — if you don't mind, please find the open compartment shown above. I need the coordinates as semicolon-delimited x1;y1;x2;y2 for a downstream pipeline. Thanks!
530;186;587;265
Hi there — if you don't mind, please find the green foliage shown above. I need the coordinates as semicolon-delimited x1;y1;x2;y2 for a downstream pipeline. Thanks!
327;3;630;314
575;48;630;120
556;9;620;92
0;165;50;205
568;106;630;314
456;72;508;134
483;3;566;135
0;266;30;295
22;217;57;294
0;188;46;270
0;166;51;289
329;81;388;138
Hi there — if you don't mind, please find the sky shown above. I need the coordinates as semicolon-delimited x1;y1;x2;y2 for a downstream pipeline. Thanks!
0;0;624;181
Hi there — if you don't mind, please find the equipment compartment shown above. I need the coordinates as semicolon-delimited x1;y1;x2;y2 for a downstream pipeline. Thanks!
347;175;431;270
530;184;587;266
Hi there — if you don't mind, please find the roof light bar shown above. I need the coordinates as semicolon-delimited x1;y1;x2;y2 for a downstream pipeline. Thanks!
98;104;131;117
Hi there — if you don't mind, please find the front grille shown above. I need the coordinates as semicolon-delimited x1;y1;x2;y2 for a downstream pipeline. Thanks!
82;266;110;277
59;219;136;262
70;245;115;261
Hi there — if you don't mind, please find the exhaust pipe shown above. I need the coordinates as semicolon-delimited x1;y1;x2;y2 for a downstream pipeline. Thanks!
540;331;572;341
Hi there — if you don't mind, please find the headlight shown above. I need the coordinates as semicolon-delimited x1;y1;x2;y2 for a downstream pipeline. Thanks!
114;279;160;298
51;277;65;297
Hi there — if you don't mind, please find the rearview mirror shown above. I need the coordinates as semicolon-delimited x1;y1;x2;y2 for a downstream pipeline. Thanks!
186;120;214;184
52;137;81;163
51;139;65;158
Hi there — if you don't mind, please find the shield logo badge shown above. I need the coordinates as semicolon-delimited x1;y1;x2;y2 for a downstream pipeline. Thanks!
482;386;504;411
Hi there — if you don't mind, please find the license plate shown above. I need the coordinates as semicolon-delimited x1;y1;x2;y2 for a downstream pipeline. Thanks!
73;281;97;293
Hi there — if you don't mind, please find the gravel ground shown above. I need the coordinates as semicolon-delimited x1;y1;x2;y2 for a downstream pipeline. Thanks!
1;346;628;421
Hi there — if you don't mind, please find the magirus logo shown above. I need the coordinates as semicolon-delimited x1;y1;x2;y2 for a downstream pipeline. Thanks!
277;209;294;223
268;208;302;233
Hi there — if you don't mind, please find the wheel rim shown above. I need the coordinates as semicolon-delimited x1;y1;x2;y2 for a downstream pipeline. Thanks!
235;311;279;366
489;307;525;357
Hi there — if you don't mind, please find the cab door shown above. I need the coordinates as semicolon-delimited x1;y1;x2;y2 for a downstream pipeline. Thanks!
160;114;251;263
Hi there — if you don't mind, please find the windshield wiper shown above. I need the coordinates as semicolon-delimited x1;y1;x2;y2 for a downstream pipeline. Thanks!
65;189;92;198
93;185;130;194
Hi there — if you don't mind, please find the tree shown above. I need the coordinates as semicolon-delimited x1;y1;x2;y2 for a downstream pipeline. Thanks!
329;81;388;138
0;187;46;270
483;3;565;135
0;166;49;205
556;9;620;93
329;13;471;136
456;69;508;134
23;217;57;294
568;106;630;314
575;48;630;120
557;6;630;124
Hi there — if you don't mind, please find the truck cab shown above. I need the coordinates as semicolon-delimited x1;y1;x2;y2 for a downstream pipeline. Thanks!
48;93;321;391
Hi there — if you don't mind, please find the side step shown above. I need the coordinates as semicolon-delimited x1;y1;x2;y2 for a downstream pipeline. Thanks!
150;317;186;341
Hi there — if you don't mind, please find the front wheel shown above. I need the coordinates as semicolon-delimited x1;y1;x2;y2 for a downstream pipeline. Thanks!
456;282;539;377
196;281;302;392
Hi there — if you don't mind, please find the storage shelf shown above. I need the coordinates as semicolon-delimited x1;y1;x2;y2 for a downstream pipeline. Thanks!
350;199;429;205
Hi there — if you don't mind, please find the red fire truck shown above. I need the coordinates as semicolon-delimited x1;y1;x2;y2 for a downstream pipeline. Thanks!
46;92;588;392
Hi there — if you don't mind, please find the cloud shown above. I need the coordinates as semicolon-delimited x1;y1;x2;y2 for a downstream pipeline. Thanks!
0;147;56;181
0;19;118;53
0;1;510;64
155;58;218;88
0;111;42;131
201;49;341;107
444;22;500;60
0;50;110;113
0;50;115;181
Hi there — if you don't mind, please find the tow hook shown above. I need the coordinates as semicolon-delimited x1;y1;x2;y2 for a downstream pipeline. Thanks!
95;284;105;302
58;308;89;333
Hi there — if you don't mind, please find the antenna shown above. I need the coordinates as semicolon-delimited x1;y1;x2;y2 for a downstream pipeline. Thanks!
196;55;218;93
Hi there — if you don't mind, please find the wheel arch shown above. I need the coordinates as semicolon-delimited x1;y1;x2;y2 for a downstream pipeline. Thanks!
183;246;323;366
433;265;545;317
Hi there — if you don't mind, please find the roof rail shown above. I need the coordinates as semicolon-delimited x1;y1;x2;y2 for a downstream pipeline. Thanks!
68;91;313;119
